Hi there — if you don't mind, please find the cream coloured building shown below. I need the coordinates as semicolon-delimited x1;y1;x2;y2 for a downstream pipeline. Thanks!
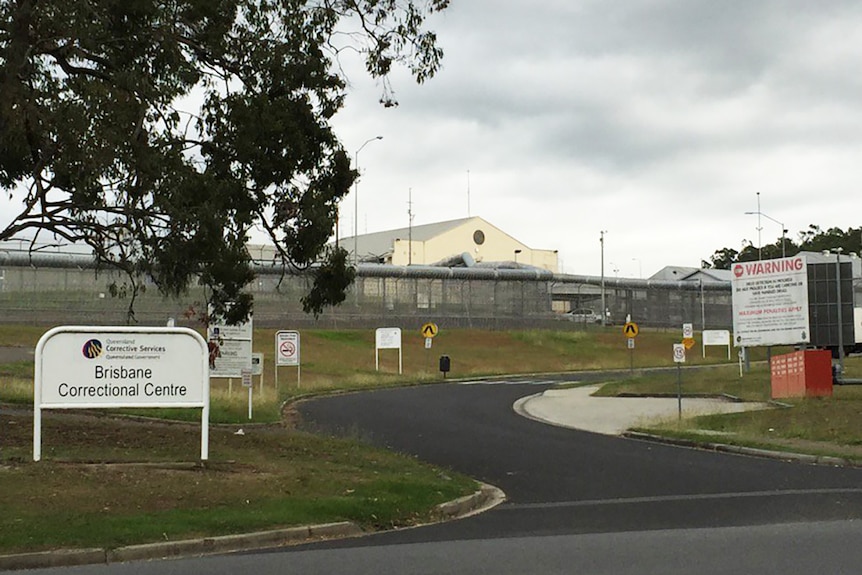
337;216;559;272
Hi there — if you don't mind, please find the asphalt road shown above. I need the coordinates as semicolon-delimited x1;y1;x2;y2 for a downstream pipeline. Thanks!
15;377;862;574
293;380;862;543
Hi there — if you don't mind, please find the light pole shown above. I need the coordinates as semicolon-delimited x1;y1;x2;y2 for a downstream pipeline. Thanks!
828;248;846;381
514;249;522;263
745;192;787;259
353;136;383;266
600;230;607;326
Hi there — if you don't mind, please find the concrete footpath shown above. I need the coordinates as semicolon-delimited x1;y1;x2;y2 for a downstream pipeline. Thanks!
514;384;772;435
515;384;857;468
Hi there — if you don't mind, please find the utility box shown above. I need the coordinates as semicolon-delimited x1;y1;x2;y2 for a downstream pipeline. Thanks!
770;350;833;398
439;355;451;377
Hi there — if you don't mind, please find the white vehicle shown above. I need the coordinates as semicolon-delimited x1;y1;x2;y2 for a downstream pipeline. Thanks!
564;308;602;324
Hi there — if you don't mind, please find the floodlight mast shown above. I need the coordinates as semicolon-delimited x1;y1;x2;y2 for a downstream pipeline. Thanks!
353;136;383;266
745;192;786;259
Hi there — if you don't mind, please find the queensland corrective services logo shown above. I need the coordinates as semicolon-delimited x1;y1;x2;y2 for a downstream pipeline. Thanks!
81;338;103;359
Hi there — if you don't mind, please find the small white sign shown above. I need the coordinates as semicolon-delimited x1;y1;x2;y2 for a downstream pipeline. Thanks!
682;323;694;339
673;343;686;363
209;339;253;378
703;330;731;346
376;327;402;350
251;352;264;376
275;331;300;367
375;327;403;374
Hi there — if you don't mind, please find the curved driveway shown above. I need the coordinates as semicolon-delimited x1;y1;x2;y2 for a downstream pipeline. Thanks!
296;378;862;543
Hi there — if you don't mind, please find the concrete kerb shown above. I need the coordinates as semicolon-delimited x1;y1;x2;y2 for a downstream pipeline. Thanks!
436;482;506;520
0;484;504;571
623;431;861;468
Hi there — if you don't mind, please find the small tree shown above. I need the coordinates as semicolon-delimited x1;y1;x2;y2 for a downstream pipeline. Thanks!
0;0;448;323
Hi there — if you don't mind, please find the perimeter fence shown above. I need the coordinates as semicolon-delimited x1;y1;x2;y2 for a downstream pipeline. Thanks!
0;250;734;331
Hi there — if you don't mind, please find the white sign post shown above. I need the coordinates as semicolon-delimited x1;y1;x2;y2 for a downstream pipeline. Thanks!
34;326;210;461
251;352;264;393
275;330;301;389
673;343;685;419
731;255;810;347
375;327;402;374
241;368;253;420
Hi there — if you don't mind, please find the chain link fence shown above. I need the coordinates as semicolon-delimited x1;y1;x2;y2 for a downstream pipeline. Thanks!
0;251;739;332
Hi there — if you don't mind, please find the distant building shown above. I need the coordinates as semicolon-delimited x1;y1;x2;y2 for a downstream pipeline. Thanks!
335;216;559;272
650;266;732;283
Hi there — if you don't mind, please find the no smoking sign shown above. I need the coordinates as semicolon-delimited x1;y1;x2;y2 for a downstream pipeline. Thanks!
276;330;300;366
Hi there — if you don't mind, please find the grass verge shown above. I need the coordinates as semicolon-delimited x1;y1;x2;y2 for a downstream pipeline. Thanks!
0;409;475;554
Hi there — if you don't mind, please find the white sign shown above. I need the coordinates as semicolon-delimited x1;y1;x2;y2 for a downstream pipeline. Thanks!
251;352;264;376
702;329;732;360
275;330;300;367
375;327;403;374
207;307;253;378
34;326;210;461
673;343;686;363
209;339;253;378
731;255;810;347
682;323;694;339
703;330;731;346
376;327;402;350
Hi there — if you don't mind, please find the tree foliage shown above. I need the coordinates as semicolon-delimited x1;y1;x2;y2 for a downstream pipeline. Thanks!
0;0;448;322
703;225;862;269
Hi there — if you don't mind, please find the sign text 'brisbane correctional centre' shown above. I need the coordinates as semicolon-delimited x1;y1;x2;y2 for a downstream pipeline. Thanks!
34;326;210;461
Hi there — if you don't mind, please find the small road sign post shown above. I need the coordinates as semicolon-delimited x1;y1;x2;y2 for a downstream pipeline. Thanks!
673;343;686;419
421;323;439;374
623;322;638;375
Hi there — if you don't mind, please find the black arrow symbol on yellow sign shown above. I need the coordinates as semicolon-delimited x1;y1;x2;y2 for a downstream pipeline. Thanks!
623;323;638;337
422;323;438;337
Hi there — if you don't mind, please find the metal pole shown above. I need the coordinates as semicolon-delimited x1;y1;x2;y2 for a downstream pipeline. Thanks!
677;364;682;420
835;250;845;380
353;136;383;266
756;192;762;260
600;230;607;326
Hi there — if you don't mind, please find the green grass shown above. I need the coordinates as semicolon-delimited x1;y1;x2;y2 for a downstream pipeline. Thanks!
6;323;862;553
615;357;862;460
0;412;475;553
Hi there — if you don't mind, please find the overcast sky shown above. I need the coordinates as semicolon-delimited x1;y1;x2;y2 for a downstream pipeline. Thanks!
328;0;862;278
3;1;860;278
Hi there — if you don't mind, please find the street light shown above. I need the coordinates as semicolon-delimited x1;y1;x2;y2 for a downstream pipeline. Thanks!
745;192;787;259
826;248;846;381
353;136;383;266
514;249;522;263
600;230;607;326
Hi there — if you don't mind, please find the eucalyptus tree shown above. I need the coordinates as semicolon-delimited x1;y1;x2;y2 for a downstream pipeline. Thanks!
0;0;448;322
